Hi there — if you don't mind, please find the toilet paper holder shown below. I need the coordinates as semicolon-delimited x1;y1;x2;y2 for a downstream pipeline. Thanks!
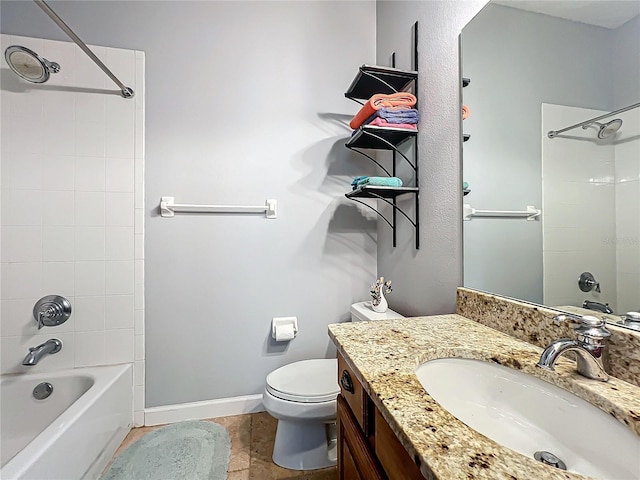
272;316;298;341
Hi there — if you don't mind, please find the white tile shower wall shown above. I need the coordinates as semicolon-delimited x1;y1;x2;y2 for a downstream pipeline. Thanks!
542;103;617;309
0;35;146;426
614;109;640;313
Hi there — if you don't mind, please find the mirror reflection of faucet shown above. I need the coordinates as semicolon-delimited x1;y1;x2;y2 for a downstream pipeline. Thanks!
582;300;614;315
621;312;640;331
578;272;600;293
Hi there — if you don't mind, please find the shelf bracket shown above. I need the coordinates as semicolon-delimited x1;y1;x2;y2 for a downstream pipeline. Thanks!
345;146;392;177
346;191;418;248
348;197;393;229
359;129;416;171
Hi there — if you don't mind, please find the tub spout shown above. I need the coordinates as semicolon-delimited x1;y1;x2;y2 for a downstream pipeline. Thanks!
582;300;614;315
22;339;62;366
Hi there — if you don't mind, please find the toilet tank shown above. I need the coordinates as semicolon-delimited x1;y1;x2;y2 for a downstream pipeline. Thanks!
350;301;404;322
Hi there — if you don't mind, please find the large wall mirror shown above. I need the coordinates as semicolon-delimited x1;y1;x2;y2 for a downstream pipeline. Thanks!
461;1;640;328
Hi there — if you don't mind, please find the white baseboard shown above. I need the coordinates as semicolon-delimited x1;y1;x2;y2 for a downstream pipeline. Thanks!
144;394;265;426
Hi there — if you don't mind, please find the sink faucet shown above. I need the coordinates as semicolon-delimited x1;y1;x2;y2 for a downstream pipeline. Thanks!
583;300;614;315
536;314;610;381
22;338;62;366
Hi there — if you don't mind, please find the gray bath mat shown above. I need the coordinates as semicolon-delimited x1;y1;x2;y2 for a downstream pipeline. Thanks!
102;420;231;480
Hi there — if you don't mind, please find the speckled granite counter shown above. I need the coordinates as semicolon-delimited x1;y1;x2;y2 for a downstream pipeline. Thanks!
457;288;640;387
328;315;640;480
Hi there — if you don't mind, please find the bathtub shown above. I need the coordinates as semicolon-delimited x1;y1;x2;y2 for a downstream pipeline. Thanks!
1;364;132;480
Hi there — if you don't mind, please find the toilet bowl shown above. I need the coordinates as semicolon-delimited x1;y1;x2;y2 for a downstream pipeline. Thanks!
262;301;403;471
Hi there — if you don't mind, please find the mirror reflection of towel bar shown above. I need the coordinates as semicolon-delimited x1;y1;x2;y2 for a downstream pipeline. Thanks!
160;197;277;219
463;204;540;221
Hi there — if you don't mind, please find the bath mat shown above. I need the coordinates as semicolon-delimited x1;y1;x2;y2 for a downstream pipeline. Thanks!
101;420;231;480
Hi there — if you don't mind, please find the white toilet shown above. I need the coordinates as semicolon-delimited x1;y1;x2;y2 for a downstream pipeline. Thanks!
262;301;403;470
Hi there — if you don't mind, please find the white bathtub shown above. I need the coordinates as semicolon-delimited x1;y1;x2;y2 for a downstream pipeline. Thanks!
1;364;132;480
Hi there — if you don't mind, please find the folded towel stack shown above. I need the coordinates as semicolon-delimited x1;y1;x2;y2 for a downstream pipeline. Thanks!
368;117;417;129
351;176;403;190
350;93;418;130
371;108;419;123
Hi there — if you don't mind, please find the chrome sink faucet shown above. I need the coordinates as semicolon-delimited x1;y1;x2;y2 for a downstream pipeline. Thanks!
536;314;610;381
22;338;62;366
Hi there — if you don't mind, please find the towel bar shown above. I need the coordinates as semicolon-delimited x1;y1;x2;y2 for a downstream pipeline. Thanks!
160;197;277;219
463;204;540;221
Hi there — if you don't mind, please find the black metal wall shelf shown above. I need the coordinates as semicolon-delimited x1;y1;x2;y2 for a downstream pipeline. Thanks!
346;126;417;177
346;185;419;200
342;21;420;249
345;65;418;103
463;77;471;142
344;22;420;249
346;126;417;150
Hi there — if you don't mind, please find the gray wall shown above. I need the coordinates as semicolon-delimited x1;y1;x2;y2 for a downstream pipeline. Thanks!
1;0;378;407
375;1;487;316
461;4;615;304
613;14;640;108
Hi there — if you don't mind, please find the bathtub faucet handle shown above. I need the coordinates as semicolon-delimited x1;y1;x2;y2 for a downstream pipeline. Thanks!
33;295;72;329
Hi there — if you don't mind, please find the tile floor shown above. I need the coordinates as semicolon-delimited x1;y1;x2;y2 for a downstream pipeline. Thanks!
111;412;337;480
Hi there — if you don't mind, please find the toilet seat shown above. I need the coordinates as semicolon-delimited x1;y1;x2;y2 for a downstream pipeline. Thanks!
266;359;339;403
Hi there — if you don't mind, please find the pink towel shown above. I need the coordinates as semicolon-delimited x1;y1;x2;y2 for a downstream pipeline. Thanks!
349;92;417;129
368;117;418;130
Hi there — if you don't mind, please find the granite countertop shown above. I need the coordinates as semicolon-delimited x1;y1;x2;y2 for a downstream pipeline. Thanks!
328;315;640;480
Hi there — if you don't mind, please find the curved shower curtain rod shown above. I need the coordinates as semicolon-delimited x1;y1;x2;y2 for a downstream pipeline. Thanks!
33;0;134;98
547;101;639;138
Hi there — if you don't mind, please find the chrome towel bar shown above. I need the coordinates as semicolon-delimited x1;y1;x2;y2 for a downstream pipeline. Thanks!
160;197;277;218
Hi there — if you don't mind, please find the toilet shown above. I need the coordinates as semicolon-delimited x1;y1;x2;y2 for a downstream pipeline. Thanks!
262;301;403;470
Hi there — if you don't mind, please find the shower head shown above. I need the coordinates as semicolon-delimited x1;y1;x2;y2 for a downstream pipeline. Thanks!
582;118;623;139
4;45;60;83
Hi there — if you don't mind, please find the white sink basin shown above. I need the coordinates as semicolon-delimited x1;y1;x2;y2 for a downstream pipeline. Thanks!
416;357;640;479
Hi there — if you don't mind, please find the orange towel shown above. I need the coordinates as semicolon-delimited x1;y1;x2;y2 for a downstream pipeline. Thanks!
349;92;417;130
462;104;470;120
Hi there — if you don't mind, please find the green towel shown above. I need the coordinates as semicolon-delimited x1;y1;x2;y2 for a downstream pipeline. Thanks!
357;176;403;188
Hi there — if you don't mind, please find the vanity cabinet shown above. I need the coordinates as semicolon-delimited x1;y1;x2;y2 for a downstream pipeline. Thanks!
337;352;425;480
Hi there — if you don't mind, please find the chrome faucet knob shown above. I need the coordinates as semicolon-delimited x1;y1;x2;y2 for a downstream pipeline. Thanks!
33;295;72;329
553;314;611;340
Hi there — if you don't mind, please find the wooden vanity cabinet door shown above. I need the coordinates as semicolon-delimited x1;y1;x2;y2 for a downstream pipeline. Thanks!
375;408;425;480
338;352;366;431
337;395;386;480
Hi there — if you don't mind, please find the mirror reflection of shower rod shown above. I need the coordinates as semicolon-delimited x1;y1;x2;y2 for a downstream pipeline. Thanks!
33;0;134;98
547;102;639;138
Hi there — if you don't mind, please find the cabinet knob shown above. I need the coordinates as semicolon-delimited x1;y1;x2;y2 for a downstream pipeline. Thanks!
340;370;354;394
